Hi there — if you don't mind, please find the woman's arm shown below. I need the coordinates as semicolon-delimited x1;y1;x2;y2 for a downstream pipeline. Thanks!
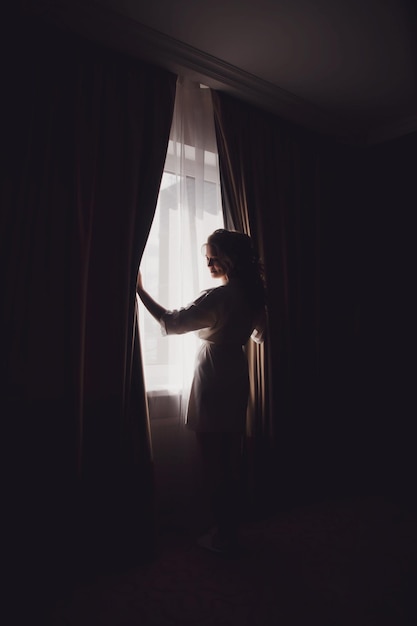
137;270;218;335
136;270;167;323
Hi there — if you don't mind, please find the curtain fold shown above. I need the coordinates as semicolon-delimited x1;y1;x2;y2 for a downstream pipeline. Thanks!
2;17;176;599
212;92;271;437
212;92;274;514
212;91;361;513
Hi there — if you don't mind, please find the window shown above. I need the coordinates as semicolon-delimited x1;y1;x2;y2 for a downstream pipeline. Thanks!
138;78;224;418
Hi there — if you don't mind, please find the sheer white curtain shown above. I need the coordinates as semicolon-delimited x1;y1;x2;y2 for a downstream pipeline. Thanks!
139;77;224;420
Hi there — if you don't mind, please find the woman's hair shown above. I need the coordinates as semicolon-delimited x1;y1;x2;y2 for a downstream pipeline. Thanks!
204;229;266;311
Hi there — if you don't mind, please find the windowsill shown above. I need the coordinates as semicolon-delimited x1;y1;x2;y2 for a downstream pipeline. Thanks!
146;387;184;421
146;386;182;397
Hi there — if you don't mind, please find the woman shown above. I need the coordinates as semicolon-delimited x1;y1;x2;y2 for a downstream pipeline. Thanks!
137;229;266;554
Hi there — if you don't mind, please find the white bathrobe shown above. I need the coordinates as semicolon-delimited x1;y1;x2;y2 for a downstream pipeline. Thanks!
160;279;265;432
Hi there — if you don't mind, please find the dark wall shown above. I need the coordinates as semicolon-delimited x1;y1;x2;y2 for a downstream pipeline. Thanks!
256;130;416;513
358;132;417;506
310;143;365;498
268;140;367;509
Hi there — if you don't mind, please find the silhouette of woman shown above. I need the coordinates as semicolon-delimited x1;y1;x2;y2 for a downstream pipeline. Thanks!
137;229;266;554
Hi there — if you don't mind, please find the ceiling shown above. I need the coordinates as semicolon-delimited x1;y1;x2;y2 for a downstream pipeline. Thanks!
34;0;417;143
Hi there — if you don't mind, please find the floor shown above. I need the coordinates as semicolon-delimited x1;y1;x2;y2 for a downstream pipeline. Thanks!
48;495;417;626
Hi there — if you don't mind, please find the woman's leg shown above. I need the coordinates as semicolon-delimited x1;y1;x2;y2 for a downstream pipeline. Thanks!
196;432;243;547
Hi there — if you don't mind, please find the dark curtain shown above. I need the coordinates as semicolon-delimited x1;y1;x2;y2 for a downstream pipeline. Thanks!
1;16;176;605
359;131;417;508
212;91;363;515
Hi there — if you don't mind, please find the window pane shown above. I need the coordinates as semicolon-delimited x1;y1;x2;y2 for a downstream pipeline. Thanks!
138;79;224;403
139;172;223;393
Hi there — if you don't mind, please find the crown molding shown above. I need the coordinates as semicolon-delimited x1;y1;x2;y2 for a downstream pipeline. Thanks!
366;112;417;145
37;1;365;144
35;1;415;146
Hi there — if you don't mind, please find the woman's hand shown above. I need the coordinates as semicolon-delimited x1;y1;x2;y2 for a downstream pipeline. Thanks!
136;269;144;292
136;269;167;322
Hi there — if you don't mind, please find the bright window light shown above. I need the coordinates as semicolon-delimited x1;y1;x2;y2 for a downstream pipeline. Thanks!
138;79;224;414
